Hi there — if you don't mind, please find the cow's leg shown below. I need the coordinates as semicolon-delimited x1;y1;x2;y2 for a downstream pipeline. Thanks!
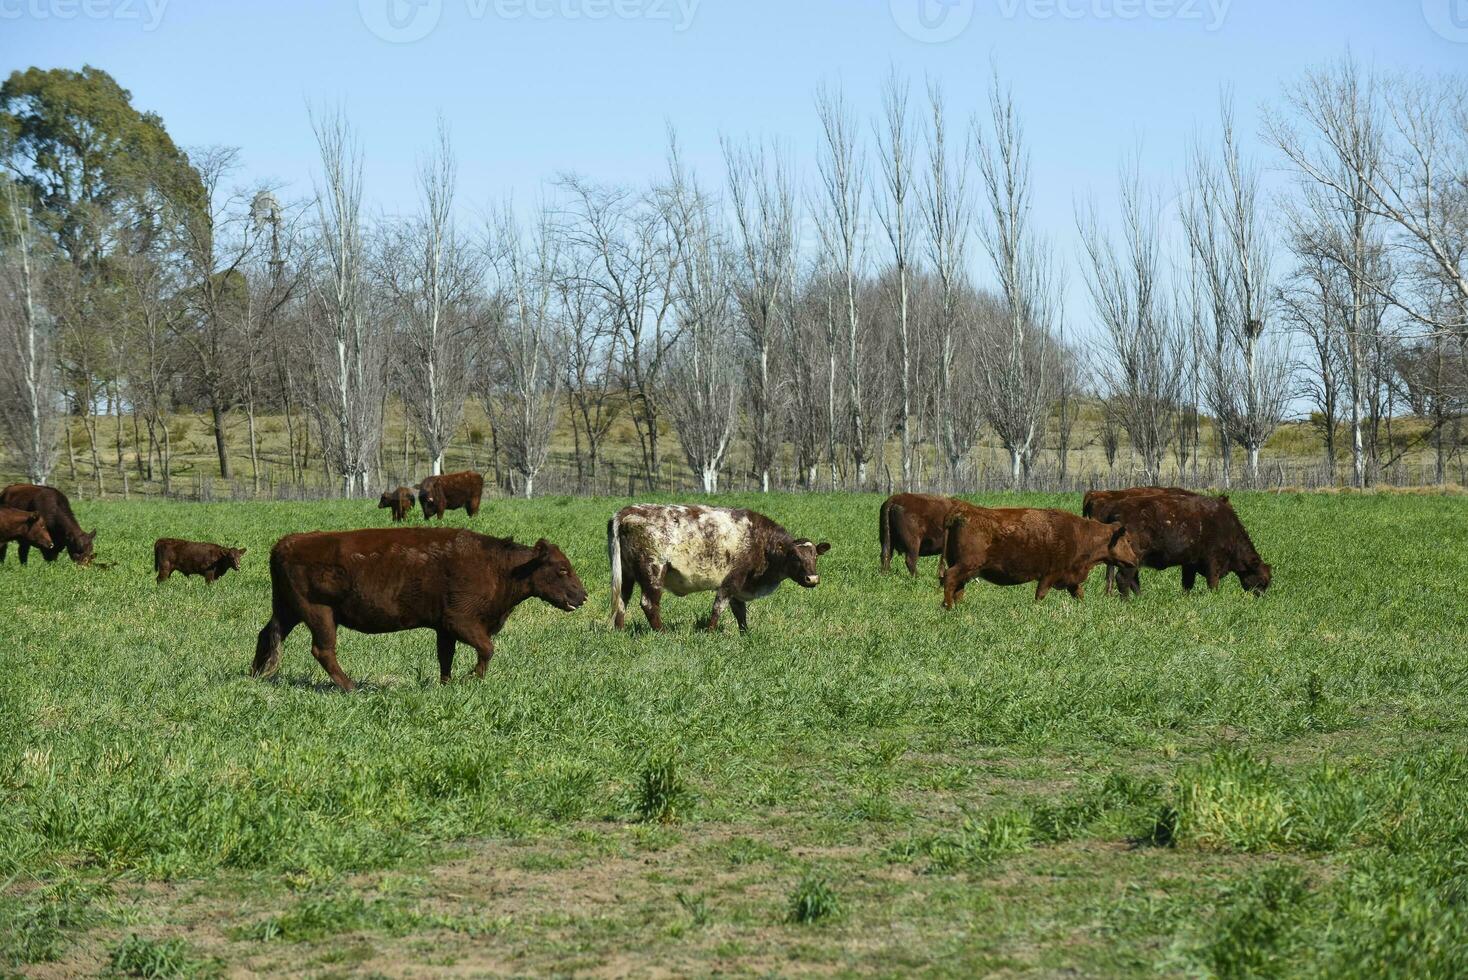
639;563;666;631
616;571;636;630
1035;577;1054;602
1105;563;1116;596
303;609;354;692
251;603;300;679
730;598;749;633
941;565;970;610
0;542;7;562
708;592;729;632
1121;568;1142;598
204;570;216;585
436;630;456;684
156;562;172;583
1204;563;1223;591
467;494;481;518
904;547;919;577
1067;578;1085;600
1181;564;1199;592
450;621;496;678
17;540;28;565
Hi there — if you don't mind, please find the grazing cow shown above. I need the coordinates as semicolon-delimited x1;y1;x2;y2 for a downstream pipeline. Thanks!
0;507;55;554
941;503;1139;608
879;493;960;576
0;484;95;565
378;487;416;523
154;539;246;584
418;471;484;521
251;528;586;691
1082;487;1198;593
1084;492;1271;597
608;504;831;632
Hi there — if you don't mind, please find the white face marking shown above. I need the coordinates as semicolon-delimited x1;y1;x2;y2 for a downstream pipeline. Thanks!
622;506;753;597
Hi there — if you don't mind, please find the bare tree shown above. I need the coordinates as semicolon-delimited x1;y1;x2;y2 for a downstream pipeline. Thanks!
1270;55;1389;487
379;120;477;478
554;245;619;489
814;84;872;486
1077;158;1181;482
1277;231;1346;475
920;80;976;487
306;107;385;497
483;206;561;498
874;70;917;487
663;139;740;492
1183;96;1293;486
559;174;679;491
0;180;61;483
973;73;1056;484
723;136;796;493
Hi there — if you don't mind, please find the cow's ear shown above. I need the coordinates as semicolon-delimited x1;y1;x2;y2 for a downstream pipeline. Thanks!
235;548;248;557
1109;525;1128;546
534;538;551;557
815;542;831;556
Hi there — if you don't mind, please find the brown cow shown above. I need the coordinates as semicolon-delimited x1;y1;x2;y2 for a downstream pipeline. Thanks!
251;528;587;691
940;503;1139;608
0;484;95;565
0;507;55;554
378;487;416;523
1084;492;1272;597
1082;487;1198;593
879;493;960;576
418;471;484;521
154;539;246;584
608;504;830;632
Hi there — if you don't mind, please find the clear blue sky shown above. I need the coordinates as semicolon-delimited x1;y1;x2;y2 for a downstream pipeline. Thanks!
1;0;1458;315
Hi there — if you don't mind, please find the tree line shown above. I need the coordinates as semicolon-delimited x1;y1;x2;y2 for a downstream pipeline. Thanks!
1;58;1464;500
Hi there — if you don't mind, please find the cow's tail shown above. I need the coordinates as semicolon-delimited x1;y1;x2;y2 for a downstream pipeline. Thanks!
878;498;893;571
608;512;625;629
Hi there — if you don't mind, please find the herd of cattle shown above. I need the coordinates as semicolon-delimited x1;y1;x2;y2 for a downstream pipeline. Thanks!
0;474;1270;691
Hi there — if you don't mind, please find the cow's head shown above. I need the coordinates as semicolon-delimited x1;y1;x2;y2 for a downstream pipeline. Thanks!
227;547;247;571
69;529;96;565
783;539;831;588
1106;526;1139;569
1239;561;1272;596
514;538;588;612
24;514;53;551
377;490;396;510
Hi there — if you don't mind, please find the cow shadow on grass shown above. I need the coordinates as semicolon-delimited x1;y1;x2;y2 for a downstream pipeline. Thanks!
249;672;391;695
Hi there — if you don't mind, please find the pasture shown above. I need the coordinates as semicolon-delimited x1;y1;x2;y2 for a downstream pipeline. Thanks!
2;491;1466;977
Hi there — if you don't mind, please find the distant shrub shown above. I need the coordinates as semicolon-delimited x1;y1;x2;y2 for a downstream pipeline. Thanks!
107;935;217;978
633;753;692;825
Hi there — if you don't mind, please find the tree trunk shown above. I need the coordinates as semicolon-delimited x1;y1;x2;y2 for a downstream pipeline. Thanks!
211;399;232;479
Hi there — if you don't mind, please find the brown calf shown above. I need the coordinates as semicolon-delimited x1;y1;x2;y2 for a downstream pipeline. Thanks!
154;539;246;584
418;471;484;521
879;493;960;576
0;507;55;554
1082;487;1198;593
941;503;1139;608
609;504;830;632
1084;492;1271;596
378;487;416;523
251;528;587;691
0;484;95;565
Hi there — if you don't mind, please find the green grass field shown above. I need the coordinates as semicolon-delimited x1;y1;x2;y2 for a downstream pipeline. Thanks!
2;492;1466;976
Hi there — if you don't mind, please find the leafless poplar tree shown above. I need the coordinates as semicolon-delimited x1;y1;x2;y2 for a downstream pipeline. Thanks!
663;139;740;492
1183;96;1293;486
973;74;1056;484
875;70;917;487
380;120;477;477
553;245;619;489
559;174;679;491
920;80;976;487
814;84;872;486
0;180;61;483
483;206;562;498
723;136;796;493
306;108;385;497
1077;159;1182;482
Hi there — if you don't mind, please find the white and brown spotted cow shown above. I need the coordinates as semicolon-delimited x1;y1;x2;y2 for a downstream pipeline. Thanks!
608;504;831;632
